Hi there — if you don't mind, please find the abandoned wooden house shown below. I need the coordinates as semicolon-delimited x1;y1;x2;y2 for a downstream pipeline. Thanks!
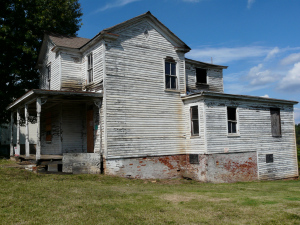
6;12;298;182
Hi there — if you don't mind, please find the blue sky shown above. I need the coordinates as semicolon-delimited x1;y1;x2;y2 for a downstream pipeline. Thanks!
78;0;300;123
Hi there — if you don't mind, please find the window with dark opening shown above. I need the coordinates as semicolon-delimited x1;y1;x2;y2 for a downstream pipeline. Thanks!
190;106;199;136
227;107;237;134
270;108;281;137
87;53;93;83
46;64;51;89
189;154;199;164
266;154;273;163
165;60;177;89
196;68;207;84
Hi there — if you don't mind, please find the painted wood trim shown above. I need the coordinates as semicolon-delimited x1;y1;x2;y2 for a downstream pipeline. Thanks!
36;98;41;160
10;112;14;157
25;104;30;157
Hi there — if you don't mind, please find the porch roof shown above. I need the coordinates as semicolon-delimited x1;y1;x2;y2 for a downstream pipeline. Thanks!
6;89;103;111
182;91;298;105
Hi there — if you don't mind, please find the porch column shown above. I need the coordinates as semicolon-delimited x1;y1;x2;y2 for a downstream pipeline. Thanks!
10;112;14;157
16;108;20;156
36;98;41;161
25;104;30;157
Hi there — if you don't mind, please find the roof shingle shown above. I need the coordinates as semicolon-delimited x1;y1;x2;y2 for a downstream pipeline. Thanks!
48;33;90;49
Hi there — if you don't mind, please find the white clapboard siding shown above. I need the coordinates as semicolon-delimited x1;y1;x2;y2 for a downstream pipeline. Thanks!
203;97;298;179
82;41;104;91
40;40;60;90
1;123;37;145
41;105;61;154
61;103;86;153
61;52;82;90
104;20;186;159
185;62;223;93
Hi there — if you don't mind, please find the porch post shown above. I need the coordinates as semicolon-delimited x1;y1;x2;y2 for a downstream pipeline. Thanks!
10;112;14;157
16;108;20;156
36;98;41;161
25;104;30;157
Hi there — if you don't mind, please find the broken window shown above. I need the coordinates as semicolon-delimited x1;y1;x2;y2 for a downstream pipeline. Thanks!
45;112;51;142
46;64;51;89
196;68;207;84
190;106;199;136
270;108;281;137
87;53;93;83
227;107;237;134
165;58;177;89
189;154;199;164
266;154;273;163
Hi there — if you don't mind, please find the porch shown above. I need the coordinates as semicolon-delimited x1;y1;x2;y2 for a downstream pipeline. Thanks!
6;89;103;165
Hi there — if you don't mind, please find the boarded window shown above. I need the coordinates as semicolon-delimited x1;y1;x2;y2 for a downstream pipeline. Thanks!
87;53;93;83
196;68;207;84
165;60;177;89
189;154;199;164
45;112;51;142
227;107;237;134
270;108;281;137
190;106;199;136
266;154;273;163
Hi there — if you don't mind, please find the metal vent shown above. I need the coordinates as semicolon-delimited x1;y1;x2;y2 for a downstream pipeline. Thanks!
189;154;199;164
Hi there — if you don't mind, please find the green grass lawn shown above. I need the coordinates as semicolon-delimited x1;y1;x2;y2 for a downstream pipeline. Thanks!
0;159;300;225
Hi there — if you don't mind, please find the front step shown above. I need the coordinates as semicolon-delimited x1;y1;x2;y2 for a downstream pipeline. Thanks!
40;160;63;172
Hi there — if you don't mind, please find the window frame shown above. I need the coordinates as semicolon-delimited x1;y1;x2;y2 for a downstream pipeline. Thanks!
87;53;93;84
227;107;239;135
270;108;281;137
190;105;200;136
164;57;178;90
46;63;51;90
195;68;207;84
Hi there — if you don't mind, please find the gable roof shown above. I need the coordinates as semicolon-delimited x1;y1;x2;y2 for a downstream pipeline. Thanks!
48;33;90;49
80;11;190;51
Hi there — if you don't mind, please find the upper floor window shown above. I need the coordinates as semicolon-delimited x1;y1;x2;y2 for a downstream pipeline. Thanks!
196;68;207;84
165;58;177;89
87;53;93;83
270;108;281;137
227;107;237;134
46;64;51;90
190;106;199;136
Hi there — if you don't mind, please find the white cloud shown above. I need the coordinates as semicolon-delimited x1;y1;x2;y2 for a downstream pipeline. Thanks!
265;47;279;61
280;53;300;65
295;108;300;124
261;94;269;98
277;62;300;92
93;0;140;12
247;0;255;9
187;46;271;64
246;64;277;86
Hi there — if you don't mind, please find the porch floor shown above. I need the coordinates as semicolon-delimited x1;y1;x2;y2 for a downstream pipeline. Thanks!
18;154;63;160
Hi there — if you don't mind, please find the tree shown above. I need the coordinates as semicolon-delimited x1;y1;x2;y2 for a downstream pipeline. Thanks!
0;0;82;124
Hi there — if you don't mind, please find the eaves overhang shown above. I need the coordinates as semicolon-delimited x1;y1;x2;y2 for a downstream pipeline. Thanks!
182;91;298;105
6;89;103;111
185;58;228;69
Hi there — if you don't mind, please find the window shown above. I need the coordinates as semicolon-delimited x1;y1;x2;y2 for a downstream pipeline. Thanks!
227;107;237;134
196;68;207;84
270;108;281;137
87;53;93;83
46;64;51;89
165;59;177;89
266;154;273;163
190;106;199;136
189;154;199;164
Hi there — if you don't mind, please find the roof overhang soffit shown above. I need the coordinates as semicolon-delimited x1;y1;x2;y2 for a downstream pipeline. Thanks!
6;89;103;111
